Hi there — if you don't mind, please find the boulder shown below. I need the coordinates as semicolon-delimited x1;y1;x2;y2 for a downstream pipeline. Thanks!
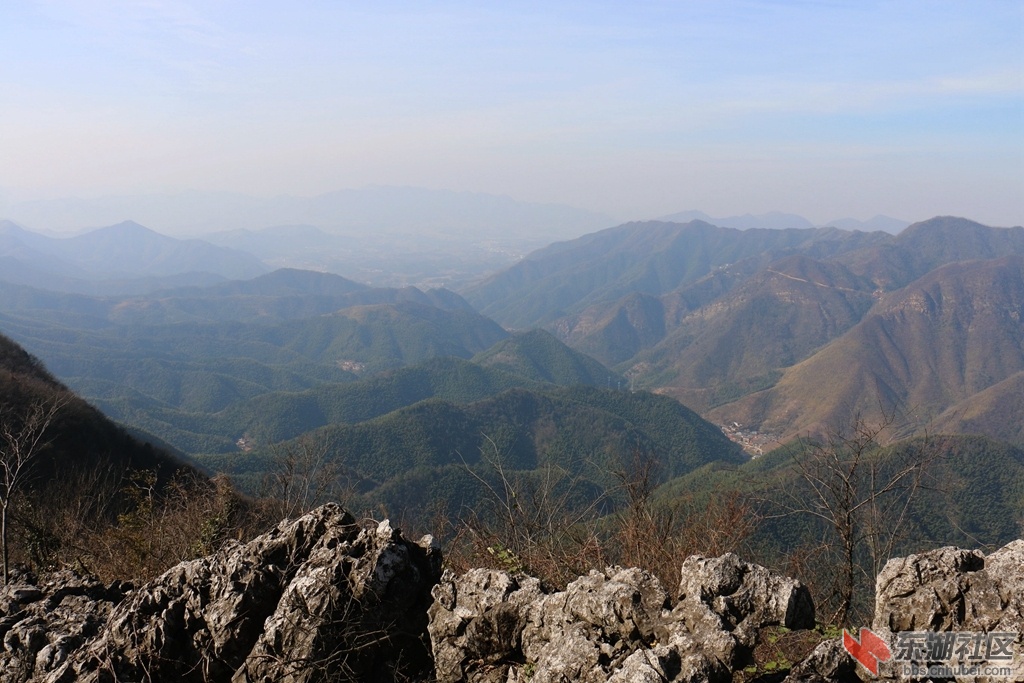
871;539;1024;682
672;552;816;662
874;540;1024;635
0;504;442;683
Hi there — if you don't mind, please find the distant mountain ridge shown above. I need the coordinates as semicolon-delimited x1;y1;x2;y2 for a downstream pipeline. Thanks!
464;216;1024;446
3;187;612;240
825;215;909;234
657;210;817;230
2;189;618;289
656;210;910;234
463;220;890;329
0;267;474;326
0;220;268;291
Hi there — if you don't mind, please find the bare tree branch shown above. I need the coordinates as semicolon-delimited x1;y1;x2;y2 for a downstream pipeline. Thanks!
0;392;69;583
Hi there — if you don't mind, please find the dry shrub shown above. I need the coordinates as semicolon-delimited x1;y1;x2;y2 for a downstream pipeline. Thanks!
443;462;609;588
612;492;758;589
443;450;759;590
12;460;126;573
13;468;272;582
609;454;758;587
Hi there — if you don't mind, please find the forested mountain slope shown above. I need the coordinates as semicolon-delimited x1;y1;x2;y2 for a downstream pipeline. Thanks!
463;220;889;328
0;332;197;488
465;216;1024;446
705;256;1024;441
206;385;745;519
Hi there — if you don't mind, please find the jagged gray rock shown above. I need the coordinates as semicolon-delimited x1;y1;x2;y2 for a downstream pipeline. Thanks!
782;638;858;683
0;504;442;683
874;540;1024;634
871;539;1024;682
673;552;816;661
428;554;815;683
3;505;1021;683
0;571;131;683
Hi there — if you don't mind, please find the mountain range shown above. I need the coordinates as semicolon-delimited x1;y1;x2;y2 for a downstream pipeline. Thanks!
657;210;909;234
0;220;267;294
2;187;613;239
706;256;1024;440
2;189;616;288
1;213;1020;452
0;208;1021;573
465;216;1024;445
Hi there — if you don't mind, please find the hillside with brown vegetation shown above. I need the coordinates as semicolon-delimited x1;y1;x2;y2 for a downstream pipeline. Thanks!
706;256;1024;441
465;216;1024;445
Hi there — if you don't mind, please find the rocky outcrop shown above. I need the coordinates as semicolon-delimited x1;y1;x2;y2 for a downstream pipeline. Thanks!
0;504;442;683
873;540;1024;634
1;503;1021;683
870;539;1024;681
0;571;132;683
428;553;815;683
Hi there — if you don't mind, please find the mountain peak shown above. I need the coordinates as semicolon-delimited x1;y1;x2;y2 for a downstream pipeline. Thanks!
68;220;169;246
897;215;992;239
893;216;1024;262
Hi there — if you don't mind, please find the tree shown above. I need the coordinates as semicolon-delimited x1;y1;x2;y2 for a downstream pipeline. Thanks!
611;449;759;589
453;436;610;587
261;433;349;519
774;411;941;625
0;393;68;584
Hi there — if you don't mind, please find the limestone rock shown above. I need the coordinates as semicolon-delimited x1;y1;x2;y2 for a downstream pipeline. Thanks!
0;570;130;683
428;556;814;683
782;638;859;683
871;539;1024;682
0;504;441;683
874;540;1024;634
6;503;1021;683
673;552;816;664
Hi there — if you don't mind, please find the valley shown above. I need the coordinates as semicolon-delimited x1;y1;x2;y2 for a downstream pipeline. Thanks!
0;210;1022;636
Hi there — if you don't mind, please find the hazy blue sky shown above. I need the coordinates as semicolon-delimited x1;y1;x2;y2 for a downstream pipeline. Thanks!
2;1;1022;225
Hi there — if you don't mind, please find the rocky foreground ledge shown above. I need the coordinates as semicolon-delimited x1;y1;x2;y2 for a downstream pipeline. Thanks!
0;504;1020;682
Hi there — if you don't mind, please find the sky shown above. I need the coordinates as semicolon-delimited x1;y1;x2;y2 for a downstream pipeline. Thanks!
1;1;1022;227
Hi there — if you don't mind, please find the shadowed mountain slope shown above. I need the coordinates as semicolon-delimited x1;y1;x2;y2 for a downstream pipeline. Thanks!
0;332;197;487
472;329;621;388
